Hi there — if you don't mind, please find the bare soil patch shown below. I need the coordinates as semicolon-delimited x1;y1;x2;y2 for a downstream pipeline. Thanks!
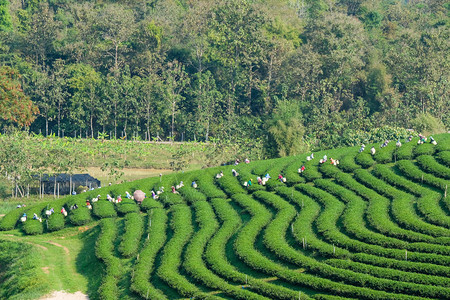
39;291;89;300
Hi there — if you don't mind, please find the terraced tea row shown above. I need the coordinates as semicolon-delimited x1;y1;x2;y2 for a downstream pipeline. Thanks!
1;134;449;299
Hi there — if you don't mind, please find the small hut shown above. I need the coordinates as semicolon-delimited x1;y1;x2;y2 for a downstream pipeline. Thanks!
39;174;101;195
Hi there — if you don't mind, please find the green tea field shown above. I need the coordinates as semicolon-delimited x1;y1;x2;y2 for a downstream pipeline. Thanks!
1;134;449;300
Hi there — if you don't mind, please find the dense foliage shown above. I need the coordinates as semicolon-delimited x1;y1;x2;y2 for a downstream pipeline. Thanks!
0;0;447;155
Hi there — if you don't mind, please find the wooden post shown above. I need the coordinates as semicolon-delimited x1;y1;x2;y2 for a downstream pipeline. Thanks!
57;183;60;198
421;174;424;183
405;249;407;261
302;238;305;249
291;223;294;234
27;184;29;198
333;244;336;255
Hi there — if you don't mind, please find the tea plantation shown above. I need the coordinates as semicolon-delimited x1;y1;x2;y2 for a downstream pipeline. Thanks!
1;134;449;299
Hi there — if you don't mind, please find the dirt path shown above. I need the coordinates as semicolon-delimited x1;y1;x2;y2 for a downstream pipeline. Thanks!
39;291;89;300
47;240;70;255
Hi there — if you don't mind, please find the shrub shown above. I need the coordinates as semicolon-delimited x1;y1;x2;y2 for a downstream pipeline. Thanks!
437;151;450;167
178;186;207;204
75;185;88;194
69;207;92;226
338;154;360;172
22;203;49;235
93;201;117;218
216;176;245;196
416;155;450;180
116;199;139;215
46;212;65;232
118;213;144;258
413;143;435;157
131;209;168;299
140;198;163;210
0;206;27;231
158;192;184;207
355;152;375;168
411;113;446;136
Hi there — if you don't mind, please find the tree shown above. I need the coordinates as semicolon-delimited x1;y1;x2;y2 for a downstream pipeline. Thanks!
0;0;12;32
98;4;136;74
207;0;268;119
24;2;59;67
161;60;189;140
267;100;308;157
0;66;39;128
66;63;101;137
190;71;222;141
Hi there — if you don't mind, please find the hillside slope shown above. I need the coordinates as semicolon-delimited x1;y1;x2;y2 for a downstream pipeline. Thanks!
1;133;449;299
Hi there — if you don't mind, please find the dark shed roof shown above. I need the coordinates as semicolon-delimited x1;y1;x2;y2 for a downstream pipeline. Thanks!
39;174;101;185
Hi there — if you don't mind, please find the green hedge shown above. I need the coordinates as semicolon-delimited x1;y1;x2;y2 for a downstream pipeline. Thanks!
416;155;450;180
413;143;435;157
325;259;450;288
397;160;449;190
207;198;301;299
183;200;267;299
116;199;140;215
196;170;227;199
373;164;450;229
334;172;436;244
140;197;163;210
118;213;144;258
252;190;450;299
373;143;395;164
354;168;450;238
396;139;417;160
232;193;424;299
178;186;207;204
276;186;346;258
158;192;184;207
93;201;117;218
355;152;375;168
22;203;49;235
0;206;27;231
130;209;168;299
156;205;213;299
46;211;65;232
216;175;246;196
95;218;120;300
437;151;450;167
338;153;360;172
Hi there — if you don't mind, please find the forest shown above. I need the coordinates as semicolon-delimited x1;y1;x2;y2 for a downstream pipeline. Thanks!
0;0;448;156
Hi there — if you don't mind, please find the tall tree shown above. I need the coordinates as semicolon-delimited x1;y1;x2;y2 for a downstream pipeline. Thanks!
24;2;59;67
0;0;12;32
66;63;101;137
190;70;222;141
161;60;189;140
0;66;39;128
98;4;136;74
